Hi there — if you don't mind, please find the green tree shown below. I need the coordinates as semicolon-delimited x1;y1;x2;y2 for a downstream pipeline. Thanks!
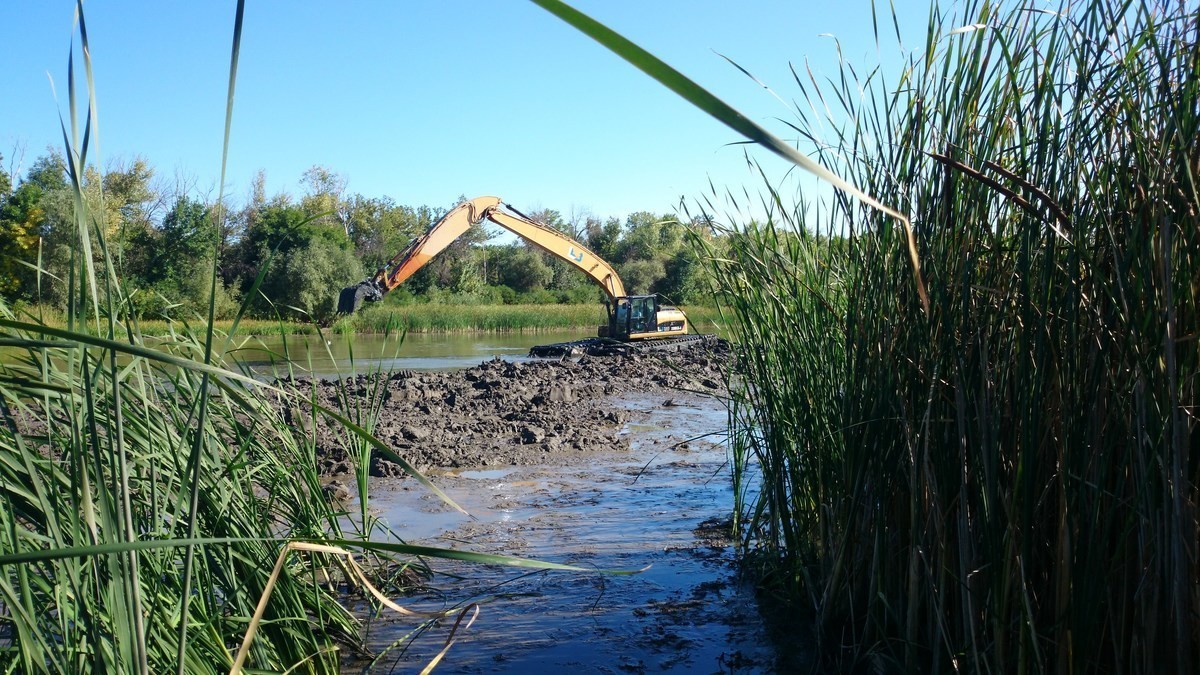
239;202;352;264
616;212;681;263
0;153;11;198
518;207;599;296
617;258;665;295
116;195;239;318
0;183;45;298
14;154;160;308
586;216;622;262
299;165;347;234
1;153;72;305
220;170;269;289
527;208;565;234
234;200;360;319
344;195;430;272
272;237;364;321
406;198;490;295
655;250;705;304
492;243;553;293
25;154;68;193
102;158;157;240
131;196;215;285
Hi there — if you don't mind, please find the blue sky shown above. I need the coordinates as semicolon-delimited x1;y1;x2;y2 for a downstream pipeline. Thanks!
2;1;937;222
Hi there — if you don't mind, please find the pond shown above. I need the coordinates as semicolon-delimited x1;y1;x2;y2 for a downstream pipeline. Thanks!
227;330;586;378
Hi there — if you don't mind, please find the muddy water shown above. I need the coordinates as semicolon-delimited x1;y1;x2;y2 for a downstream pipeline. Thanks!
356;392;780;673
231;330;584;378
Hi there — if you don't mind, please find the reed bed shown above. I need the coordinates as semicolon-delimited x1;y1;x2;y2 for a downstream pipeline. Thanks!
697;1;1198;672
5;308;303;340
0;5;383;671
0;311;382;673
0;4;597;671
341;303;605;334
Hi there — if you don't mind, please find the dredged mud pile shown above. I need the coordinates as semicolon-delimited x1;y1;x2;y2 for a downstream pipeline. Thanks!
287;343;729;477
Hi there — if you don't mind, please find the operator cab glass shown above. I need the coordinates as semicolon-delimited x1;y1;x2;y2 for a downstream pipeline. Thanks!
628;295;657;334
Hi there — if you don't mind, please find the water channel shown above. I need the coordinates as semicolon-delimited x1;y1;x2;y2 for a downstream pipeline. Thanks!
262;332;784;673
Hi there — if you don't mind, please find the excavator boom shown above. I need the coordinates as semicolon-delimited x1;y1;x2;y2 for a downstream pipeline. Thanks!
382;196;501;293
339;196;624;313
338;196;500;314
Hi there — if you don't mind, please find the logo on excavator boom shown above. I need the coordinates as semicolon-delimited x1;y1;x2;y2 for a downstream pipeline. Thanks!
568;246;584;263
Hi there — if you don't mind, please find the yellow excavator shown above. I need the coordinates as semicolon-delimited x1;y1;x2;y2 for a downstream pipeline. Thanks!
337;196;695;348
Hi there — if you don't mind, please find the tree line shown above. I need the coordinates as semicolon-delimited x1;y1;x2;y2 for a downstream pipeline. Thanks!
0;152;718;322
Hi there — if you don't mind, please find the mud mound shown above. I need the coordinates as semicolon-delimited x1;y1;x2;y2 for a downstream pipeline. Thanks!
291;344;729;476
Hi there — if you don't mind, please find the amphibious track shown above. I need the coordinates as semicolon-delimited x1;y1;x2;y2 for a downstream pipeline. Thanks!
528;333;722;358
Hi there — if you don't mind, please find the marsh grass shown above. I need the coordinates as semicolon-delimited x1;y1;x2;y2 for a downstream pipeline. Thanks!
688;1;1199;671
345;302;607;334
0;4;378;671
345;302;725;335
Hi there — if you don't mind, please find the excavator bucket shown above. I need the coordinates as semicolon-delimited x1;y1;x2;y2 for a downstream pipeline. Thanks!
337;285;362;314
337;282;379;315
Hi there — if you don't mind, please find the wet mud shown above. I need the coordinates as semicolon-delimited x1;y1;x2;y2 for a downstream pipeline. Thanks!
354;392;781;673
290;344;729;479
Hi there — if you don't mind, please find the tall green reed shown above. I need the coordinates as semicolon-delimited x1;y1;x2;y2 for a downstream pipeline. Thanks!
349;302;607;334
692;1;1197;671
0;5;365;670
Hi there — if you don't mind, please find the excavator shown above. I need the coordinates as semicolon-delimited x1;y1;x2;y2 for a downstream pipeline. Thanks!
338;196;709;355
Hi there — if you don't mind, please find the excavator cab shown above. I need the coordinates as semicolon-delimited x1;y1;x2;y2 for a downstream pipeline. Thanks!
604;295;688;341
605;297;644;340
627;296;657;334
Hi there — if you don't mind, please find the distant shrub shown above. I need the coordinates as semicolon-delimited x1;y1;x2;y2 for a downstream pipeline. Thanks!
519;289;558;305
270;238;364;322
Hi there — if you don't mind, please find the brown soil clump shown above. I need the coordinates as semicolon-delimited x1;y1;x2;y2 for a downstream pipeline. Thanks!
287;344;729;476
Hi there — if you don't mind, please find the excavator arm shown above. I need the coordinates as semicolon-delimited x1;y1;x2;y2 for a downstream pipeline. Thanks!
337;196;501;313
338;195;625;313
